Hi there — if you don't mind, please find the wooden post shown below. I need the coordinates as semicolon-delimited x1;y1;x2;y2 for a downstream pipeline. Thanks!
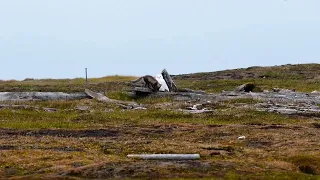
161;69;178;92
85;68;88;85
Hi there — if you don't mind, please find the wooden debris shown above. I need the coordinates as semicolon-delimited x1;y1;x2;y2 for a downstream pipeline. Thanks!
127;154;201;160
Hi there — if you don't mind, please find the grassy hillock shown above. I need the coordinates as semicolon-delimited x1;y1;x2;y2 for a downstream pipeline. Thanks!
174;63;320;80
174;63;320;92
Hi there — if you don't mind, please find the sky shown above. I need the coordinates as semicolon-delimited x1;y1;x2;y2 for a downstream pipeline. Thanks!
1;0;320;80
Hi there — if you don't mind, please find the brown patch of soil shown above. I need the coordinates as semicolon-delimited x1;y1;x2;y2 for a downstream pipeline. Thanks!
0;128;119;138
0;145;83;152
259;124;302;130
64;160;233;179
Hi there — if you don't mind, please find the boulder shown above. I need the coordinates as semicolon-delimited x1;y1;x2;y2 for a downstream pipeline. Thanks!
131;75;161;92
234;83;256;92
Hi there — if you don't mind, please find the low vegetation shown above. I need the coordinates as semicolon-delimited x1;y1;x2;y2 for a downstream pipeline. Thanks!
0;64;320;179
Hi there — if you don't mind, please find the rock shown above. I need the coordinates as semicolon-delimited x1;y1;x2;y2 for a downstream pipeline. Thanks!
131;75;161;92
194;104;203;110
75;106;89;111
237;136;246;140
186;106;196;110
187;104;203;110
0;92;88;101
280;89;295;93
104;109;114;113
179;109;214;114
272;88;281;92
43;108;57;112
272;88;295;93
272;108;298;114
162;69;178;92
234;83;255;92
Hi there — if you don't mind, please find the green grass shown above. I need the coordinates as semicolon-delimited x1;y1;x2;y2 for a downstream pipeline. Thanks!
106;91;135;101
175;79;320;93
0;107;307;129
174;63;320;81
0;110;84;129
0;75;136;92
16;75;137;85
173;63;320;93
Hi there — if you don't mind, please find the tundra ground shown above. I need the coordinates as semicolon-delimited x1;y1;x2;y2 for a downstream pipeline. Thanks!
0;64;320;179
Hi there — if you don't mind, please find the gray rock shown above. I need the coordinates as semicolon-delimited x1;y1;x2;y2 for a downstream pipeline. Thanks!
0;92;88;101
234;83;255;92
311;90;320;94
43;108;58;112
75;106;89;111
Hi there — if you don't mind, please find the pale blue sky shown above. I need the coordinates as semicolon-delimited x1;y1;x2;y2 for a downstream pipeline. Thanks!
1;1;319;80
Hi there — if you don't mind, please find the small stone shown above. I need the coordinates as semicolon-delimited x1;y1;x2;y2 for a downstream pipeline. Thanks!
237;136;246;140
275;108;298;114
43;108;57;112
104;109;114;113
194;104;203;110
75;106;89;111
272;88;281;92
